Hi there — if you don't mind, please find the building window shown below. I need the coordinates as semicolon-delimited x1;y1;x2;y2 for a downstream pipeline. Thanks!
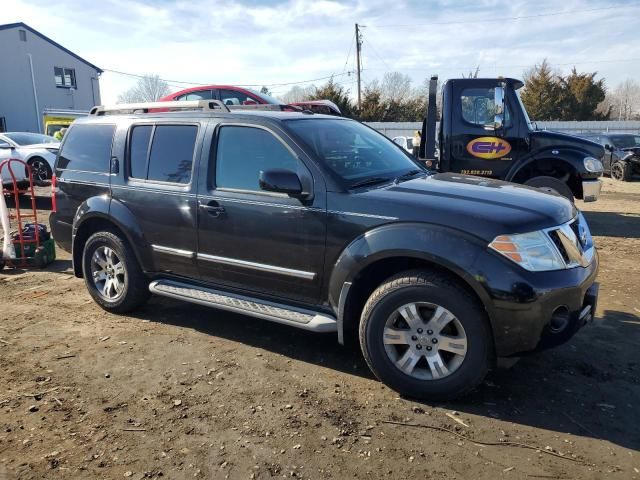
19;29;27;41
54;67;76;88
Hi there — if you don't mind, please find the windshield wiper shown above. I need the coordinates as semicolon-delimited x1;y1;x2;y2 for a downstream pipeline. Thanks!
349;176;392;189
394;169;423;184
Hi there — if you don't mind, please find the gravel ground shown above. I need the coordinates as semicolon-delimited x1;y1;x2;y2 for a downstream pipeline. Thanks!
0;178;639;479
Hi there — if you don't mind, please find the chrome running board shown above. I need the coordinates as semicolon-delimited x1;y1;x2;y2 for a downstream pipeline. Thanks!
149;279;337;333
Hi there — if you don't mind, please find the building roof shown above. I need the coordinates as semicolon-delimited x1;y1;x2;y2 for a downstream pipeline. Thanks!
0;22;103;73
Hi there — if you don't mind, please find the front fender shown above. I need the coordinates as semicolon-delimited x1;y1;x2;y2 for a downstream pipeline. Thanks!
328;222;495;315
506;147;590;182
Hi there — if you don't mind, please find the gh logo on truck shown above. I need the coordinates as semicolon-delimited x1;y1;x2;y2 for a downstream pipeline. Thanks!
467;137;512;159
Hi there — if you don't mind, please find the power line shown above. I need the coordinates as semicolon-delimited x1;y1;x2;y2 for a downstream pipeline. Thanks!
368;3;639;29
363;36;392;72
103;68;357;89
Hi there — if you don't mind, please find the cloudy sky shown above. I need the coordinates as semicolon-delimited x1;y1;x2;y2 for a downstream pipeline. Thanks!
2;0;639;103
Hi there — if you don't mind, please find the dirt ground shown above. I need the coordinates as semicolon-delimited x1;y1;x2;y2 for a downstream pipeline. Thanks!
0;178;638;480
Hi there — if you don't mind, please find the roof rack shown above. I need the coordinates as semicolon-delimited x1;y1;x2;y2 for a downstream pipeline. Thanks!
88;100;314;116
89;100;230;116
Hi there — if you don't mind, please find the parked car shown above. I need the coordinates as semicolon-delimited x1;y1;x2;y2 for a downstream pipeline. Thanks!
51;100;599;400
160;85;342;115
579;133;640;181
392;136;414;153
0;132;59;185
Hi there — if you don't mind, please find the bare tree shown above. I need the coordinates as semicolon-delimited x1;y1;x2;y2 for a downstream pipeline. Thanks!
278;85;316;103
117;75;171;103
604;79;640;120
380;72;413;103
461;66;480;78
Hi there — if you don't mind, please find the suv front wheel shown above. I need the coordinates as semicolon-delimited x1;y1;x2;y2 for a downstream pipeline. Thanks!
359;270;491;400
82;231;150;313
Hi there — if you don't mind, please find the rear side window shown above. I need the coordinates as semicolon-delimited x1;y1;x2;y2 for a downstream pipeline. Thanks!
57;124;115;172
215;126;299;191
128;124;198;184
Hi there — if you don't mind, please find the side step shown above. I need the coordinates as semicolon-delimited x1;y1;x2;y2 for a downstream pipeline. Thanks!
149;279;337;333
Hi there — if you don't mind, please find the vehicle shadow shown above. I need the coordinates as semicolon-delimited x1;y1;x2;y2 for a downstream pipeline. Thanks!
4;192;52;211
132;295;371;378
131;296;640;452
583;210;640;238
449;309;640;452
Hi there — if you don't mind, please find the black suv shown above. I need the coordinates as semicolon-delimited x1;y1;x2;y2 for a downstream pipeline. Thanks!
50;100;599;400
579;132;640;181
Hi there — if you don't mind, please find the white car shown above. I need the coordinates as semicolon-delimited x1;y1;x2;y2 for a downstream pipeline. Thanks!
0;132;59;186
392;136;415;153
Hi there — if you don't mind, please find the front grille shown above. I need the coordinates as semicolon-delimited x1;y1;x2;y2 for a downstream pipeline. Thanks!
545;216;593;268
548;230;570;263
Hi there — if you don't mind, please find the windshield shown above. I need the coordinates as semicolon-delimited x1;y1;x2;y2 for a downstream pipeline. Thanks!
3;132;58;146
245;88;282;105
515;89;533;131
286;119;422;186
610;135;640;149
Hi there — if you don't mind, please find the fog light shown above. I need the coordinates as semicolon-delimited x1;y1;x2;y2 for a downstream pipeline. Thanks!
549;306;570;333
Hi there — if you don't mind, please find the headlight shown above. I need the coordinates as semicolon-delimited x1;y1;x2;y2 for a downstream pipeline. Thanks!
583;156;603;173
489;231;565;271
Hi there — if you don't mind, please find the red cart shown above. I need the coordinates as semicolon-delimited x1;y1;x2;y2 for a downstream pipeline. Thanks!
0;158;55;269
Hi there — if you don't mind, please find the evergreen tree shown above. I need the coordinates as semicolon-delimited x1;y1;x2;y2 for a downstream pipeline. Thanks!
308;78;355;118
559;68;609;120
520;60;565;120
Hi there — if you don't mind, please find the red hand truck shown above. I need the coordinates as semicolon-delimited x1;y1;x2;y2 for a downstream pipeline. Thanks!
0;158;55;270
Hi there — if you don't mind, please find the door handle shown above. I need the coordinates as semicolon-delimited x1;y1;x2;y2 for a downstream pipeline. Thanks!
110;156;119;174
199;200;225;217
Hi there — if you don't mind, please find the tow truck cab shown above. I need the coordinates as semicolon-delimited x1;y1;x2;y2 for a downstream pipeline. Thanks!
422;77;604;202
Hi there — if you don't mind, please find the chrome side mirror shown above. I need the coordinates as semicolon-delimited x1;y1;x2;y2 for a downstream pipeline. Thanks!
485;85;505;131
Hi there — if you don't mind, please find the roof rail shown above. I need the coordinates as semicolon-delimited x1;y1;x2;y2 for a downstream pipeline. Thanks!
89;100;230;116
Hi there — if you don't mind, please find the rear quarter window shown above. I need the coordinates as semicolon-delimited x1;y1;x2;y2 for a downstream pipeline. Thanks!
57;124;115;173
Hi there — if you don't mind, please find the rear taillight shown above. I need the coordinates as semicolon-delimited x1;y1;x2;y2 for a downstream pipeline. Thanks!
51;174;57;213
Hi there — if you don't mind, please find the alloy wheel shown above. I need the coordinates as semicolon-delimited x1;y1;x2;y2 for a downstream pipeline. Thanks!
383;302;468;380
29;159;50;184
91;246;126;300
611;163;624;181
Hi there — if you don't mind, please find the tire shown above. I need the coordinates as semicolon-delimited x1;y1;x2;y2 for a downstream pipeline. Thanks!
359;270;492;401
610;161;630;181
524;176;574;202
82;230;150;313
26;157;52;186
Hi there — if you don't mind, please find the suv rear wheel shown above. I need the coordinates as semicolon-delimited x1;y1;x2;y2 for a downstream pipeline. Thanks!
82;231;150;313
359;270;491;400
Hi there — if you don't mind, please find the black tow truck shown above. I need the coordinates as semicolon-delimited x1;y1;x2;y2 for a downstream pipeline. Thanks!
420;76;604;202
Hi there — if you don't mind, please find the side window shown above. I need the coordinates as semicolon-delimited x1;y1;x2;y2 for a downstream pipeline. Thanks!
178;90;213;101
219;89;259;106
461;88;510;126
127;125;197;184
129;125;153;178
215;126;299;192
148;125;197;183
57;124;115;172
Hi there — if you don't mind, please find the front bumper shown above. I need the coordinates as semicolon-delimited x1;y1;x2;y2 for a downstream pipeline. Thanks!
582;179;602;202
476;249;599;357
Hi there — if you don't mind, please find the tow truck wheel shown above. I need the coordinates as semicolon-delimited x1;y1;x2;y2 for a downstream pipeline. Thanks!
524;176;574;202
610;161;630;181
359;270;491;401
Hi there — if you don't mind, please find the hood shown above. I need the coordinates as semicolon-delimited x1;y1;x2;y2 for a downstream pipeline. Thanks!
530;130;604;159
21;143;60;150
351;173;576;242
622;146;640;155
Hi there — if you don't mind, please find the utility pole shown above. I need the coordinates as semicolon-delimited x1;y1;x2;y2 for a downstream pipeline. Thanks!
355;23;362;111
